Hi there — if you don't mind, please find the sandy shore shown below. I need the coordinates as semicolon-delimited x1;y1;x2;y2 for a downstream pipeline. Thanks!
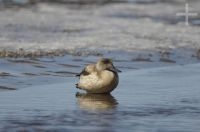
0;1;200;58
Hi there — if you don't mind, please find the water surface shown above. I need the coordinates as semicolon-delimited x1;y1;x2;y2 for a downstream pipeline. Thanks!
0;63;200;132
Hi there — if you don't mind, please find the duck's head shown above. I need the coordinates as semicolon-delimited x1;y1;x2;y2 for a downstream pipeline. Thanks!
96;58;121;73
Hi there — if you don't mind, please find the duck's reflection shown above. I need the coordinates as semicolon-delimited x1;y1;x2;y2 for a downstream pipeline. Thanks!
76;92;118;111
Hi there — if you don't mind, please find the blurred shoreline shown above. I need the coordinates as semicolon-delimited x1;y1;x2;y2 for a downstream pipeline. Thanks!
0;0;185;6
0;1;199;62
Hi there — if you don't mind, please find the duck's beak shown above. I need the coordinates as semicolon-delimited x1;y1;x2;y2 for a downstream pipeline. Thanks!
108;65;121;73
114;67;122;73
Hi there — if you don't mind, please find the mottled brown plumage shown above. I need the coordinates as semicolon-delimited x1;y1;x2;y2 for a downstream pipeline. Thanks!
76;58;121;94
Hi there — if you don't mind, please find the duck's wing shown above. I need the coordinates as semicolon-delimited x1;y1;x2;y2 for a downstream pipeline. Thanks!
76;68;90;77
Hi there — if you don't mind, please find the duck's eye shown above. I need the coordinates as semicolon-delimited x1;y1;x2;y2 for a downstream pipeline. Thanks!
102;59;111;64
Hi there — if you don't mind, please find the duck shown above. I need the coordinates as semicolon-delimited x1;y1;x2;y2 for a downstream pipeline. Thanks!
76;58;121;94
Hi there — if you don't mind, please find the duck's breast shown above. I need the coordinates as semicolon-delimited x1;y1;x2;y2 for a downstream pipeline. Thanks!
96;71;119;93
79;70;119;93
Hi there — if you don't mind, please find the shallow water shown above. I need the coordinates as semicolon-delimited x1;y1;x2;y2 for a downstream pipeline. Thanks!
1;51;186;91
0;62;200;132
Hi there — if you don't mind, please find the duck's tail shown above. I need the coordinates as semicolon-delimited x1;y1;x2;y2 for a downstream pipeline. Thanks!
76;83;82;89
75;74;81;77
